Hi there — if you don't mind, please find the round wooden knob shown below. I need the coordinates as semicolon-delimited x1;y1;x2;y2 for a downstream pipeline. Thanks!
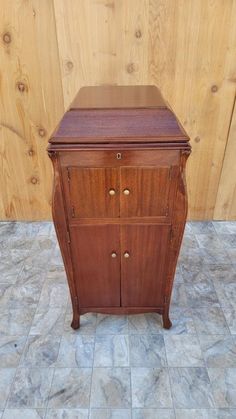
123;189;130;195
111;252;117;258
124;252;130;258
109;189;116;196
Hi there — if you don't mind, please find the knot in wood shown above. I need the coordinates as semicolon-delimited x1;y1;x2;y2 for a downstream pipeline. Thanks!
31;176;38;185
38;128;46;137
194;136;200;143
66;61;74;71
211;84;218;93
28;149;35;156
135;29;142;38
126;63;135;74
3;32;11;44
17;81;27;93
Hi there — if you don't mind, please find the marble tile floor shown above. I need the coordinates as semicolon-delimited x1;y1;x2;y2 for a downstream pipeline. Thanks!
0;221;236;419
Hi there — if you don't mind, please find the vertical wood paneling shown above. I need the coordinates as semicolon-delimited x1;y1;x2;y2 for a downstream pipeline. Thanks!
214;95;236;219
0;0;64;220
0;0;236;220
53;0;149;109
149;0;236;219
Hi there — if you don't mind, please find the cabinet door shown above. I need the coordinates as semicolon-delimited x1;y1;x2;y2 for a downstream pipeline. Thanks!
121;224;170;307
120;166;177;217
70;225;120;307
67;167;119;218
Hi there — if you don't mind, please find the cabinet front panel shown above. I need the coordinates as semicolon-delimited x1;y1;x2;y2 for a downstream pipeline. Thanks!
68;167;119;218
70;225;121;307
120;166;175;217
121;224;170;307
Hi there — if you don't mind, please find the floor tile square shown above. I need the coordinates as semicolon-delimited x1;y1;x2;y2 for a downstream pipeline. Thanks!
30;307;66;335
56;335;94;367
91;367;131;408
94;335;129;367
7;367;54;408
192;306;230;335
169;367;215;408
129;335;166;367
48;368;92;408
20;335;61;367
164;334;204;367
131;367;172;408
199;335;236;367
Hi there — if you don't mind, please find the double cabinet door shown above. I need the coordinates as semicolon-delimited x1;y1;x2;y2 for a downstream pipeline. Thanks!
63;154;178;309
70;223;170;308
67;165;175;218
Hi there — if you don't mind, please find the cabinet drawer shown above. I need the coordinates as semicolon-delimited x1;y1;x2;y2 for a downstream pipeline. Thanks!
60;149;180;167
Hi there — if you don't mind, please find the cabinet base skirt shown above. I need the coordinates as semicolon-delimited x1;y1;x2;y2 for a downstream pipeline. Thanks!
71;305;172;330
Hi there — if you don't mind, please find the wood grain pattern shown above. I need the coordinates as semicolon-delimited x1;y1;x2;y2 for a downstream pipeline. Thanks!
121;224;170;307
0;0;64;220
120;166;175;217
1;0;236;220
148;0;236;219
214;96;236;220
68;167;119;218
70;224;121;308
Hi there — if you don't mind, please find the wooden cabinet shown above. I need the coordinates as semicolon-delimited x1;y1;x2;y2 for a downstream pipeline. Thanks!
48;85;191;330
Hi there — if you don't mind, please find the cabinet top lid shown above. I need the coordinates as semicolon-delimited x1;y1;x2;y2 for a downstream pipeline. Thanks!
50;85;190;144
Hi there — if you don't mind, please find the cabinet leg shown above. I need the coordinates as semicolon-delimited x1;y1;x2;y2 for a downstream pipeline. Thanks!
71;313;80;330
162;307;172;329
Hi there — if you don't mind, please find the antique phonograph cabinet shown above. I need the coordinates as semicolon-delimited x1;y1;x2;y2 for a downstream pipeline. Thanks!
48;85;191;330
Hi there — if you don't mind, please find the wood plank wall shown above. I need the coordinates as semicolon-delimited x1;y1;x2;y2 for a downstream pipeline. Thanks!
0;0;236;220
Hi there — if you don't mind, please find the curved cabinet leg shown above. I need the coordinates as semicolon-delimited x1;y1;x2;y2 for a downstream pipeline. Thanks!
162;305;172;329
71;313;80;329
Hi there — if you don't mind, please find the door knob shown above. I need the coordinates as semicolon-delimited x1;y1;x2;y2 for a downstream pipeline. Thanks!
109;189;116;196
123;189;130;195
111;252;117;258
124;252;130;258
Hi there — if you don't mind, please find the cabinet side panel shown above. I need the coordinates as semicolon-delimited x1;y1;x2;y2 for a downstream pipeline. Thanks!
165;151;190;307
48;151;79;325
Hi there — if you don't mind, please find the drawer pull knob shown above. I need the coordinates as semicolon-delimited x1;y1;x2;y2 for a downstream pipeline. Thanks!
124;252;130;258
111;252;117;258
109;189;116;196
123;189;130;195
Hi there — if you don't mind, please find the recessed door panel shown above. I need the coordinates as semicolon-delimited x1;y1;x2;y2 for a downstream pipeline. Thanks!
70;225;120;307
120;166;177;217
68;167;119;218
121;224;170;307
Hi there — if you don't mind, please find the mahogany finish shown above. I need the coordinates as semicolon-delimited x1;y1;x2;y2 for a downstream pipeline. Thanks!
48;85;191;330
